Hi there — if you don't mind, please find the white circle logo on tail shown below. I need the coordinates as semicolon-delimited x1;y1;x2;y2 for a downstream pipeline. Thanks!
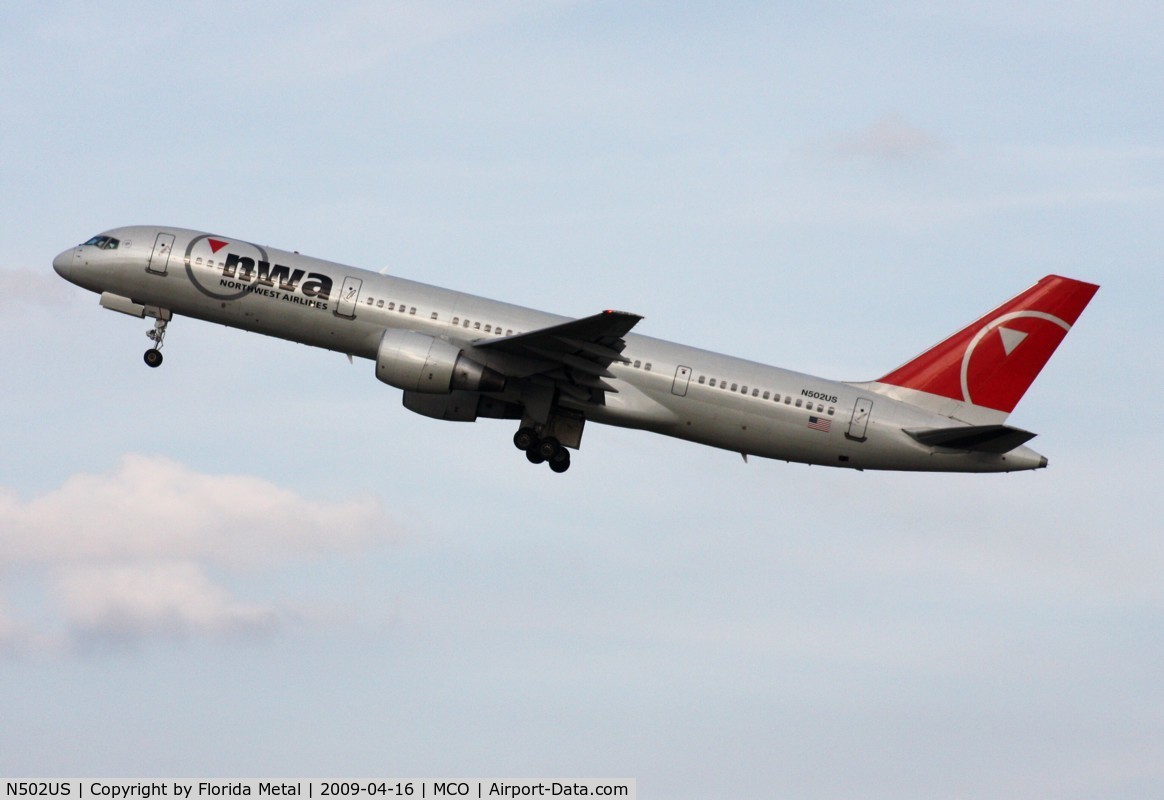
960;311;1071;405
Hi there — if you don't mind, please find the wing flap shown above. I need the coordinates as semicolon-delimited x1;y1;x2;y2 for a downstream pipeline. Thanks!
474;310;642;405
552;336;633;364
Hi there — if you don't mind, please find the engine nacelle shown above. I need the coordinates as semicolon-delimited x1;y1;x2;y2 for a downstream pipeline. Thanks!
375;329;506;394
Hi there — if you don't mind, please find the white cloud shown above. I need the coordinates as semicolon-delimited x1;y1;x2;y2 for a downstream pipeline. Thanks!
825;114;944;161
54;561;279;645
0;454;392;567
0;268;76;310
0;456;396;653
270;0;573;80
0;599;25;655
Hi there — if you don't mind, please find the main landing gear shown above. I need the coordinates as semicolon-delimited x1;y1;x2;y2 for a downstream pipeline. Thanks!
143;317;169;368
514;426;572;473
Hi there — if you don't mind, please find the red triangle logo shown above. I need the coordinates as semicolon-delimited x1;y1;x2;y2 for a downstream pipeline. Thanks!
208;238;229;253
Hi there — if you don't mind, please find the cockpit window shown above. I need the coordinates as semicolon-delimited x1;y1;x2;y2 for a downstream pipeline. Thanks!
83;235;120;250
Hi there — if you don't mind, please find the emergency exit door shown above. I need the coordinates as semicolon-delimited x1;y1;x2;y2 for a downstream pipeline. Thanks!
334;276;363;319
147;232;175;275
846;397;873;442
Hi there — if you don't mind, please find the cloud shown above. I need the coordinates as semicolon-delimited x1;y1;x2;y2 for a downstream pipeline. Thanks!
0;268;76;310
825;113;944;161
0;456;396;654
773;465;1164;607
53;562;279;646
271;0;572;80
0;599;25;656
0;454;391;567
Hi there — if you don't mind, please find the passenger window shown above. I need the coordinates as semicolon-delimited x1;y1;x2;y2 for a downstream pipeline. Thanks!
452;317;459;325
817;404;824;412
634;360;641;368
741;385;748;394
762;391;769;399
463;320;470;328
731;383;738;391
388;302;395;310
377;300;385;308
709;378;716;387
196;257;203;265
752;389;759;397
698;376;706;384
474;322;481;329
645;363;652;371
431;312;438;320
828;407;835;415
484;324;492;333
409;307;416;315
506;329;513;336
795;399;803;407
784;397;791;404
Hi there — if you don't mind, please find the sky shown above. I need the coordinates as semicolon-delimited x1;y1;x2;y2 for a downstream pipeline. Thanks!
2;1;1163;797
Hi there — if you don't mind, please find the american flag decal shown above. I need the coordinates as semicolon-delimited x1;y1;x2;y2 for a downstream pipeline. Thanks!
807;416;831;433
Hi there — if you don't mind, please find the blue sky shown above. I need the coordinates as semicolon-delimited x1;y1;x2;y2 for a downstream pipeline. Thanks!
2;2;1162;797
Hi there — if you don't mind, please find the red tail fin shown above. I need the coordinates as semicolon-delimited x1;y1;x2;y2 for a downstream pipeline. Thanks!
876;275;1099;415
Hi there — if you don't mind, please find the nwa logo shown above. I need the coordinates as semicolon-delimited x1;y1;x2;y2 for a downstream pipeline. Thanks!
184;234;332;310
219;253;333;302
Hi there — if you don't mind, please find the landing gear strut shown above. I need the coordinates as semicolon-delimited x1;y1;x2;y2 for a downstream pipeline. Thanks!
513;425;572;473
144;317;168;368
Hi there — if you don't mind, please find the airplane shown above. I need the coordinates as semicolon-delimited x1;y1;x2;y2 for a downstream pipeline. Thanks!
53;226;1098;475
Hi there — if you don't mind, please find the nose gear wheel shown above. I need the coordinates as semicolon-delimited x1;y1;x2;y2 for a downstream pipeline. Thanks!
143;317;169;368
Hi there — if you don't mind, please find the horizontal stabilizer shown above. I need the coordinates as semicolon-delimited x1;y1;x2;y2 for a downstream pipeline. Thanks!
904;424;1037;453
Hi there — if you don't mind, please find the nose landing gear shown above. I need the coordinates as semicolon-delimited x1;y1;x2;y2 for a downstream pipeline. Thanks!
143;316;169;368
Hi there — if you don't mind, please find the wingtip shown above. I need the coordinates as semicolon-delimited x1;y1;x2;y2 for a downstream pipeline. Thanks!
604;309;645;320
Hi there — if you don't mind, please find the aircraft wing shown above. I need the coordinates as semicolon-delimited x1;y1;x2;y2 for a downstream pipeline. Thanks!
473;310;643;405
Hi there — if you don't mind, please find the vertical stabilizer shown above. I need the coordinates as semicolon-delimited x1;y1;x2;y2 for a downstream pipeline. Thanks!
858;275;1099;424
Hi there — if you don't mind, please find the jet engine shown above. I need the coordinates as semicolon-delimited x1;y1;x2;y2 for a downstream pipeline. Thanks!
375;329;506;394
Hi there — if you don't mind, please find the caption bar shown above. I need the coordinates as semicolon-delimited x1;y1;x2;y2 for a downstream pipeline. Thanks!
3;783;634;800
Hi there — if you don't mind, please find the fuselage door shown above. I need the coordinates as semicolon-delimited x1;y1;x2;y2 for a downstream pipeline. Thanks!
146;232;175;275
846;397;873;442
671;365;692;397
334;276;363;319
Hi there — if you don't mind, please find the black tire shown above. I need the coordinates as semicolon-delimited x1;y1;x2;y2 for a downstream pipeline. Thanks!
549;449;571;473
144;349;163;368
525;448;546;465
513;427;537;451
537;437;561;460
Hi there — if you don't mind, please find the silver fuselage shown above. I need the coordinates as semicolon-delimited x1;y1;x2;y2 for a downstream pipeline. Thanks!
54;226;1048;472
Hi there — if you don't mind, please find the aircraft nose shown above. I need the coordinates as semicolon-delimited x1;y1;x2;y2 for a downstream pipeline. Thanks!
53;248;75;280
